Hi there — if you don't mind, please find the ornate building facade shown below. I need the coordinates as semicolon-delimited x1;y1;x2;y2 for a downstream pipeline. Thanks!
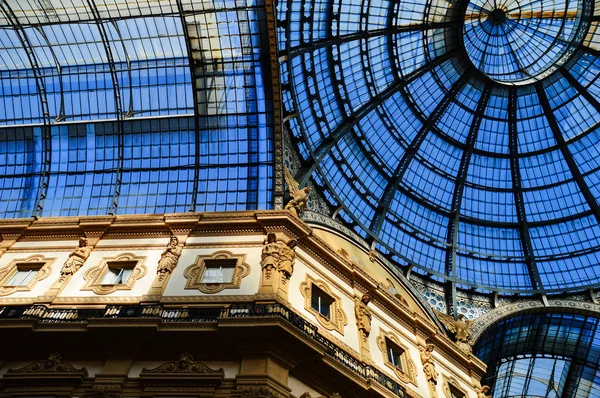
0;0;600;396
0;211;486;397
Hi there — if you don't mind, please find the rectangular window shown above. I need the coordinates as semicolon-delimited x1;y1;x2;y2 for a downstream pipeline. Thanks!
200;259;236;283
311;285;334;319
5;263;44;286
386;338;404;371
101;261;136;285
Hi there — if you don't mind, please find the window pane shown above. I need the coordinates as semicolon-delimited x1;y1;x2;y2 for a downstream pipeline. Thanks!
200;265;235;283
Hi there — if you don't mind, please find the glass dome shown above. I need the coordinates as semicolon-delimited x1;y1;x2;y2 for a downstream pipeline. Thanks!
277;0;600;294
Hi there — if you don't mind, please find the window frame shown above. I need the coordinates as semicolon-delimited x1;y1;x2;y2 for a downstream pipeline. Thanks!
376;328;418;386
0;255;55;296
82;253;147;295
183;251;250;294
299;274;348;335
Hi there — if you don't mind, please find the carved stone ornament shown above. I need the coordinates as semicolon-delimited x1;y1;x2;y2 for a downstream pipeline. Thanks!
59;237;93;282
141;353;224;375
81;253;147;295
475;385;492;398
379;278;410;308
79;387;122;398
184;250;250;294
284;166;311;217
232;387;278;397
419;344;438;398
7;352;87;375
300;393;342;398
259;234;296;300
442;375;468;398
355;293;372;360
157;235;183;281
435;311;473;354
299;274;348;335
0;255;56;296
375;328;418;386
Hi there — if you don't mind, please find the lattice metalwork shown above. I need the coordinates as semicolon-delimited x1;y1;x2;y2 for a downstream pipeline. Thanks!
278;0;600;295
475;311;600;397
0;0;275;217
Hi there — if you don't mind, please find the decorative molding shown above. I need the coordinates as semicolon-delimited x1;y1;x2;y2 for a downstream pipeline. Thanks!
141;353;224;375
442;375;468;398
299;274;347;335
232;388;279;398
81;253;147;295
79;388;122;398
470;299;600;343
183;250;250;294
375;328;418;386
0;255;55;296
7;353;87;375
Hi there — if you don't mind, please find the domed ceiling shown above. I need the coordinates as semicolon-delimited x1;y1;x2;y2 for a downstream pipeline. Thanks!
277;0;600;294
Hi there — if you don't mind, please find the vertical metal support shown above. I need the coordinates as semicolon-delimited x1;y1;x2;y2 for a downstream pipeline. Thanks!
369;71;471;239
443;82;492;316
85;0;124;215
0;3;52;218
294;49;457;187
176;0;202;212
264;0;285;209
508;87;543;291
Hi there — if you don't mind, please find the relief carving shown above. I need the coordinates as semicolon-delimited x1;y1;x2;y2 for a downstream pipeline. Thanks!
354;293;372;361
142;353;224;374
7;352;87;375
60;237;93;282
379;278;409;307
419;344;438;398
232;387;278;397
157;235;182;281
259;233;296;300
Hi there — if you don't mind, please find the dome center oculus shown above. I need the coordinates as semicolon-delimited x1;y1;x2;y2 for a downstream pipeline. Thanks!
462;0;591;85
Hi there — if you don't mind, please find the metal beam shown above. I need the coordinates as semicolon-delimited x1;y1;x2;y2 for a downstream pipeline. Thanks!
85;0;124;215
0;3;52;218
559;65;600;116
443;82;493;316
176;0;202;212
369;71;472;236
535;82;600;225
295;48;457;186
284;22;459;59
508;87;544;291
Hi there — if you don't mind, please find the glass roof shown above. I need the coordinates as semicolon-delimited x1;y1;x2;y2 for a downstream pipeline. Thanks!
475;311;600;396
0;0;274;217
278;0;600;293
